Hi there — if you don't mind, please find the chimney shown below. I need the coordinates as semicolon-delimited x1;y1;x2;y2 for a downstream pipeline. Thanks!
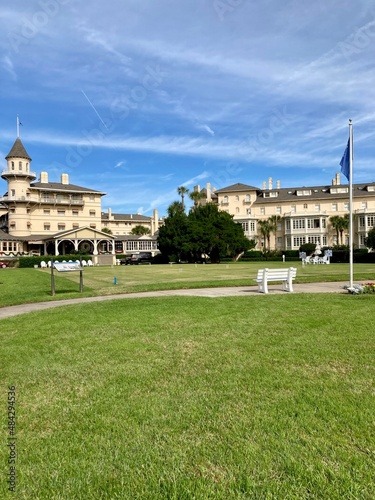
268;177;273;190
262;181;266;190
206;182;211;202
332;177;336;186
336;172;341;185
152;209;159;235
108;208;113;220
194;185;200;192
61;173;69;185
40;171;48;183
276;180;280;189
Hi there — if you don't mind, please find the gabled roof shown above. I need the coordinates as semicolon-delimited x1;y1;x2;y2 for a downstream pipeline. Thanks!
52;226;114;239
30;182;105;195
215;183;258;193
5;138;32;161
101;213;151;221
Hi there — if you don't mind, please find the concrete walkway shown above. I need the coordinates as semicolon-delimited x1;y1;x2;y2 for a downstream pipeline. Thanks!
0;282;348;320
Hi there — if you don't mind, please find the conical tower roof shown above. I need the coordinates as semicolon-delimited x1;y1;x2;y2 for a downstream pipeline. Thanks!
5;137;32;161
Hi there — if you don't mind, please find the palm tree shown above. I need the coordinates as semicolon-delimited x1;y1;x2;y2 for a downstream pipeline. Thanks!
258;219;272;251
177;186;189;210
330;214;349;245
189;190;205;209
268;215;283;249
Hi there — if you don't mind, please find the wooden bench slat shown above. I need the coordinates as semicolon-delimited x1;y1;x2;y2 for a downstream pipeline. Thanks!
253;267;297;294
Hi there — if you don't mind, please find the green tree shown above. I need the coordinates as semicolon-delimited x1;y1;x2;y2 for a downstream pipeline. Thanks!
330;214;349;245
130;225;151;235
177;186;189;210
365;227;375;250
157;202;250;263
188;203;250;262
268;215;283;249
101;228;112;234
189;190;205;209
258;219;272;251
157;201;190;262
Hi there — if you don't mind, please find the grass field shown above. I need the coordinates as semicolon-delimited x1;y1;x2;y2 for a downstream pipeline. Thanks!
1;261;375;307
1;294;374;498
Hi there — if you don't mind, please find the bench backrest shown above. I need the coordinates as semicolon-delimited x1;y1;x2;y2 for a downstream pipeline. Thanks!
256;268;297;280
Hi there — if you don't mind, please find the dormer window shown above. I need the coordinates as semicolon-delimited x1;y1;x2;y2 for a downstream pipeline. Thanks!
296;189;311;196
264;191;278;198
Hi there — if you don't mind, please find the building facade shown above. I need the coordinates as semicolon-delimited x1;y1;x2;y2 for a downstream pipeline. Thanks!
0;136;160;257
1;134;374;257
196;175;375;251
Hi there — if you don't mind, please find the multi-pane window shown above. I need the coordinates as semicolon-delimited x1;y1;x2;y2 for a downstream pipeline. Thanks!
250;221;255;231
292;219;305;230
242;222;249;232
359;216;365;228
276;206;281;214
331;203;338;212
307;219;320;229
367;216;375;227
260;207;265;215
293;236;305;247
315;204;320;212
308;236;321;244
44;224;50;231
58;224;66;231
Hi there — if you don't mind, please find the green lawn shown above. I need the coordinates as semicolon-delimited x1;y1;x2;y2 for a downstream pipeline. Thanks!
1;262;375;308
1;294;374;498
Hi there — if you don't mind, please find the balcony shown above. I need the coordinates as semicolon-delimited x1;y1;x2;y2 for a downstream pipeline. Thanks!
0;194;84;206
1;169;37;179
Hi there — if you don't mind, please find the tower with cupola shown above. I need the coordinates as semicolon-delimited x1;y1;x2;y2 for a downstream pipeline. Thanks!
1;133;36;236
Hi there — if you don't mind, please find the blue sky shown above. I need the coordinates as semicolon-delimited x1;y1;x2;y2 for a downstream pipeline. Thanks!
1;0;374;216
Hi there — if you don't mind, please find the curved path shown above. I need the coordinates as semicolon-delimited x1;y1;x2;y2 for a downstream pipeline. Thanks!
0;282;348;320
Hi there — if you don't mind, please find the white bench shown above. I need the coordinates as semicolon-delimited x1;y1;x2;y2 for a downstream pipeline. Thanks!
254;267;297;294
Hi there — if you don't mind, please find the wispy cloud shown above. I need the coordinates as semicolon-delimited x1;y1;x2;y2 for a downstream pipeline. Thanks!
2;55;17;80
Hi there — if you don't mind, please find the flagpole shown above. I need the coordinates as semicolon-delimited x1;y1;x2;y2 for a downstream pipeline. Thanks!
16;115;20;138
349;119;353;288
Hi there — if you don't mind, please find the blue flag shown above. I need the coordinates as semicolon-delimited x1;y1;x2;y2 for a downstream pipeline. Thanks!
340;138;350;181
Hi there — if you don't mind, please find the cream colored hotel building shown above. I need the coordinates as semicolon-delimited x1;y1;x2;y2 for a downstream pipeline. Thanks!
1;135;375;257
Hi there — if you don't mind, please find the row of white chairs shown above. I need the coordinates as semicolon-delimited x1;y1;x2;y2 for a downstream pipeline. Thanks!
40;259;93;268
302;255;330;265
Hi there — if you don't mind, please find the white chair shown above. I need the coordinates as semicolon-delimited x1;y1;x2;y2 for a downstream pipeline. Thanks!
40;261;47;268
47;261;52;268
81;260;87;266
87;259;93;266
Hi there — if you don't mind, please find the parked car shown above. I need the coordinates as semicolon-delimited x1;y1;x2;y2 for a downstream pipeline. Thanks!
0;261;10;268
120;253;153;265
